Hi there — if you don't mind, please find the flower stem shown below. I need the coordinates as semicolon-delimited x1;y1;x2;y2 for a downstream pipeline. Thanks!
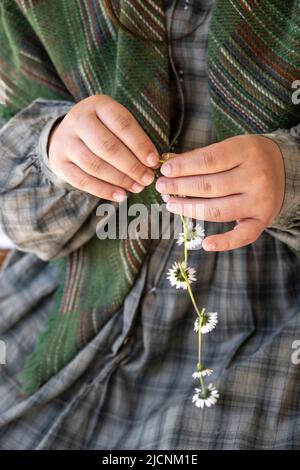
180;215;189;267
178;261;206;393
197;308;205;391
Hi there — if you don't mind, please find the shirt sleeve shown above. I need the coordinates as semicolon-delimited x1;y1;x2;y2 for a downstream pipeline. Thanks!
0;98;101;261
263;126;300;254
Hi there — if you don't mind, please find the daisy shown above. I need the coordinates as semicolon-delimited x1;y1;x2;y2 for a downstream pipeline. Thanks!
167;261;196;290
192;384;219;408
194;311;218;334
192;368;213;379
177;221;205;250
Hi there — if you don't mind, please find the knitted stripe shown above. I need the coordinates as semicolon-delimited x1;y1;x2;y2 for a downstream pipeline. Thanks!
208;0;300;140
1;0;170;394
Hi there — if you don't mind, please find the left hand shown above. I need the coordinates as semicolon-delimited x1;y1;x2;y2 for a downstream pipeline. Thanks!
156;135;285;252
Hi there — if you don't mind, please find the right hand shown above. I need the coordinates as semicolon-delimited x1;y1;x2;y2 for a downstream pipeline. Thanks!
48;95;159;202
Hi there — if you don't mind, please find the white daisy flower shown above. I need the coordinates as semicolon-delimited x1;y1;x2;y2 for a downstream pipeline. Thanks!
192;384;219;408
177;221;205;250
194;311;218;334
167;261;196;290
192;368;213;379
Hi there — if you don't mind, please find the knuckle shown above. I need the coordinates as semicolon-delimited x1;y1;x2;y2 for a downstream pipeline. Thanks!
256;167;269;187
114;112;133;131
208;206;222;220
201;151;215;170
67;106;78;121
102;137;120;155
94;93;110;104
129;160;145;179
88;157;103;175
137;138;153;155
196;176;212;194
138;138;151;148
169;179;178;194
119;173;132;189
68;106;87;126
78;176;91;191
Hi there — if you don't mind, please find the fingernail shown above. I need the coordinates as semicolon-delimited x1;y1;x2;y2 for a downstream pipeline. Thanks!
166;202;179;213
113;191;126;202
155;179;166;192
146;152;159;167
142;172;154;185
161;163;172;176
203;241;216;251
131;182;144;193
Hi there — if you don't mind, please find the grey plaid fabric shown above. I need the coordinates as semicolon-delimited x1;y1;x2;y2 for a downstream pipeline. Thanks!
0;0;300;450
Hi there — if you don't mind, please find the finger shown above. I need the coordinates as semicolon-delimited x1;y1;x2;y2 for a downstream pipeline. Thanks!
66;138;144;193
156;167;243;198
96;98;160;167
57;161;127;202
160;139;242;177
166;194;250;222
77;114;154;186
202;218;264;252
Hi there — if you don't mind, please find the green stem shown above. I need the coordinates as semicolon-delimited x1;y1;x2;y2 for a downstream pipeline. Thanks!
197;308;205;391
178;262;206;392
180;215;188;267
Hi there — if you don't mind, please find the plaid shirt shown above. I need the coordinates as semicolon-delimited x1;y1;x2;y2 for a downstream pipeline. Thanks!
1;0;300;449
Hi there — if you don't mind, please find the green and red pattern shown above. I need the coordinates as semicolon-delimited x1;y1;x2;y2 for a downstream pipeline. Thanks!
0;0;170;393
0;0;300;393
208;0;300;139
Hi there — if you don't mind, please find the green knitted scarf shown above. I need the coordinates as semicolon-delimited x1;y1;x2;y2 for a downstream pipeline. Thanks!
0;0;299;394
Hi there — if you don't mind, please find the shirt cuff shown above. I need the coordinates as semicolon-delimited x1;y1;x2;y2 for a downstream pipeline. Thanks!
38;106;73;189
263;127;300;251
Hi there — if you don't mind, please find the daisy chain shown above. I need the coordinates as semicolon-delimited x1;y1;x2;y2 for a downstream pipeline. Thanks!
192;384;219;408
194;312;218;334
167;261;196;290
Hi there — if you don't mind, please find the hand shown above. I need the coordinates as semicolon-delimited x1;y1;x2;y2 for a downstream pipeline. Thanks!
48;95;159;202
156;135;285;252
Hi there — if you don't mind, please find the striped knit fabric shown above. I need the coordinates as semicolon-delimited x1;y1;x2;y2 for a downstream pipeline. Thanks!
1;0;300;393
0;0;171;394
208;0;300;139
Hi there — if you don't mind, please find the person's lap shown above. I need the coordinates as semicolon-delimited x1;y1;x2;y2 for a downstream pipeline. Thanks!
0;226;299;449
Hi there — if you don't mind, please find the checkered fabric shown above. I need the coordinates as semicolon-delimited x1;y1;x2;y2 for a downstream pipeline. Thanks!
0;0;300;449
